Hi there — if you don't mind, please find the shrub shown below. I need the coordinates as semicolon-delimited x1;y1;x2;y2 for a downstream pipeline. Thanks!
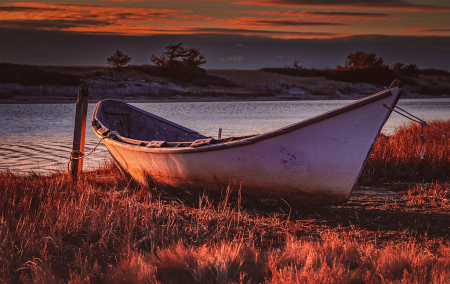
150;43;208;83
107;50;131;70
285;59;302;70
390;62;420;77
391;62;405;71
150;42;206;69
337;51;385;70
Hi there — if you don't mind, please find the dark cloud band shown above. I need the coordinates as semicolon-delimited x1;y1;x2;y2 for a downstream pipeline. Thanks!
236;0;450;11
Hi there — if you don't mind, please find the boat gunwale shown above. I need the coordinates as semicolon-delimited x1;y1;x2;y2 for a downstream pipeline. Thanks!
93;87;399;154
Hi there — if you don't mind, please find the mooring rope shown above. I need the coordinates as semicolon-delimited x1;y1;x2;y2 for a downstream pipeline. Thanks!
68;137;107;172
384;104;450;136
383;104;450;159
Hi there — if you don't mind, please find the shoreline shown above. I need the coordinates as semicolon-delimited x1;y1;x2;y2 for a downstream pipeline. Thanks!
1;67;449;104
2;71;449;104
1;87;448;104
1;94;448;104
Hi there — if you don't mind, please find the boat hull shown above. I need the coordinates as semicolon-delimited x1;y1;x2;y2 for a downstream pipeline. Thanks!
94;88;402;205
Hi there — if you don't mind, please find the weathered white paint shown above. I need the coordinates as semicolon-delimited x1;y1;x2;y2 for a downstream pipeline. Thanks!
93;87;402;205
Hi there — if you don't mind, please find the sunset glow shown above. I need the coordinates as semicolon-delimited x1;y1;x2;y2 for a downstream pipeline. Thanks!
1;0;449;38
1;0;449;68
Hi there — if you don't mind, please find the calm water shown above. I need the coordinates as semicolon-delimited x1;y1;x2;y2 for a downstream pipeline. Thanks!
1;98;450;174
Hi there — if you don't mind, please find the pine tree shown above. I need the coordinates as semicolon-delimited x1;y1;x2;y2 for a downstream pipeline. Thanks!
106;51;131;69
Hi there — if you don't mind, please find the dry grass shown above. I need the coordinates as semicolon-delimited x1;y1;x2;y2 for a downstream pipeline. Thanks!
2;121;450;283
1;165;450;283
361;119;450;184
404;182;450;210
108;235;450;284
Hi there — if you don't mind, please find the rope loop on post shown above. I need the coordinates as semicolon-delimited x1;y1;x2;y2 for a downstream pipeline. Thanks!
68;137;106;173
70;150;83;161
70;137;106;161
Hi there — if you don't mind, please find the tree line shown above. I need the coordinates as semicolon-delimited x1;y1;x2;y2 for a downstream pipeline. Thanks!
106;46;447;87
106;43;209;83
108;47;426;79
106;43;206;70
286;51;420;77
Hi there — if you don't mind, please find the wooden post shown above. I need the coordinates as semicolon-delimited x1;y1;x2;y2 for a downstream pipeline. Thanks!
217;128;222;139
71;84;89;178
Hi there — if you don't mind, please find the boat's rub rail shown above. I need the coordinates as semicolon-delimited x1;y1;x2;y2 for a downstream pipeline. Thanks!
117;135;256;148
92;119;257;148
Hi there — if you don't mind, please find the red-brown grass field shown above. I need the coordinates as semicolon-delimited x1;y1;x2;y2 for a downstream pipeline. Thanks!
1;120;450;283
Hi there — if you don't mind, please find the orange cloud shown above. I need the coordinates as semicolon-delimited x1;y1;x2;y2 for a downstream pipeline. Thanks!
51;23;346;39
252;10;397;21
0;2;352;38
0;2;179;25
45;24;347;39
184;27;349;39
234;0;450;12
0;2;226;35
3;1;429;39
222;16;347;28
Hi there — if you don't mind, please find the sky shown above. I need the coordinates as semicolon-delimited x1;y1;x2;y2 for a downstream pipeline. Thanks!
0;0;449;69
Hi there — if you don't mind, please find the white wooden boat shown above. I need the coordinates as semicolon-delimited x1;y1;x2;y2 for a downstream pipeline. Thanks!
92;82;402;205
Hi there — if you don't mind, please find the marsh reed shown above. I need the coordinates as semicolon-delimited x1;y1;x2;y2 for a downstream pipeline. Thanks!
2;166;450;283
361;119;450;184
2;121;450;283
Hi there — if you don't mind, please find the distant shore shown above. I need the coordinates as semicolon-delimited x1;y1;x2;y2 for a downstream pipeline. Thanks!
1;81;448;104
1;68;449;104
0;85;447;104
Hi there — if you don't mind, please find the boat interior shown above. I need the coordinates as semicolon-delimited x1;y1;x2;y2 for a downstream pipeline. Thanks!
93;100;256;148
